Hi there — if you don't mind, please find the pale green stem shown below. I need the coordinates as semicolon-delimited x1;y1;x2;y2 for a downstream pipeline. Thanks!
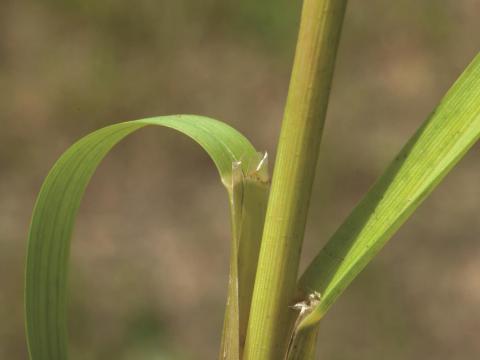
243;0;348;359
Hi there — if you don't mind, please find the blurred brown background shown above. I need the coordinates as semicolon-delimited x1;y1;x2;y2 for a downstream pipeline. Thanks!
1;0;479;359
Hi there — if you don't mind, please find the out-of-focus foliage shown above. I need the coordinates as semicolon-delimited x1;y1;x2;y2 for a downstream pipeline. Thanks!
1;0;479;359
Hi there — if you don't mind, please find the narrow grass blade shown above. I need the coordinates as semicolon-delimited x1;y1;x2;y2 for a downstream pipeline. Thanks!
25;115;268;360
298;52;480;329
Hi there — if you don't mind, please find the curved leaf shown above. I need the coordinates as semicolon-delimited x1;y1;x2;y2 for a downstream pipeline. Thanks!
25;114;269;360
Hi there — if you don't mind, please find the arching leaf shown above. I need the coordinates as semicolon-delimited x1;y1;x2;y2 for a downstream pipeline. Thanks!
25;114;269;360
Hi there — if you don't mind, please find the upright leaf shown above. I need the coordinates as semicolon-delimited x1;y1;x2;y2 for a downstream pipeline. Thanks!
298;52;480;328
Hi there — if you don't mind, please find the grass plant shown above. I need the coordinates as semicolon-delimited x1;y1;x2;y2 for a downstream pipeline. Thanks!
25;1;480;359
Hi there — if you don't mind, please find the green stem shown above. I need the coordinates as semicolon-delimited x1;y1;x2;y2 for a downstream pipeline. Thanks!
286;326;320;360
243;0;348;358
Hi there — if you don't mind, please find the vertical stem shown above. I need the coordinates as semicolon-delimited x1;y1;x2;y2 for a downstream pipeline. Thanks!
286;326;320;360
243;0;347;359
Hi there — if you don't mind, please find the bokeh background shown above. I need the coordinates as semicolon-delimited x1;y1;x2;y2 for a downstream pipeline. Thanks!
1;0;479;359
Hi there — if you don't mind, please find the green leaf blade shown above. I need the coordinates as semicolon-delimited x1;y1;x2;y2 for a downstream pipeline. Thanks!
25;115;265;360
298;52;480;328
